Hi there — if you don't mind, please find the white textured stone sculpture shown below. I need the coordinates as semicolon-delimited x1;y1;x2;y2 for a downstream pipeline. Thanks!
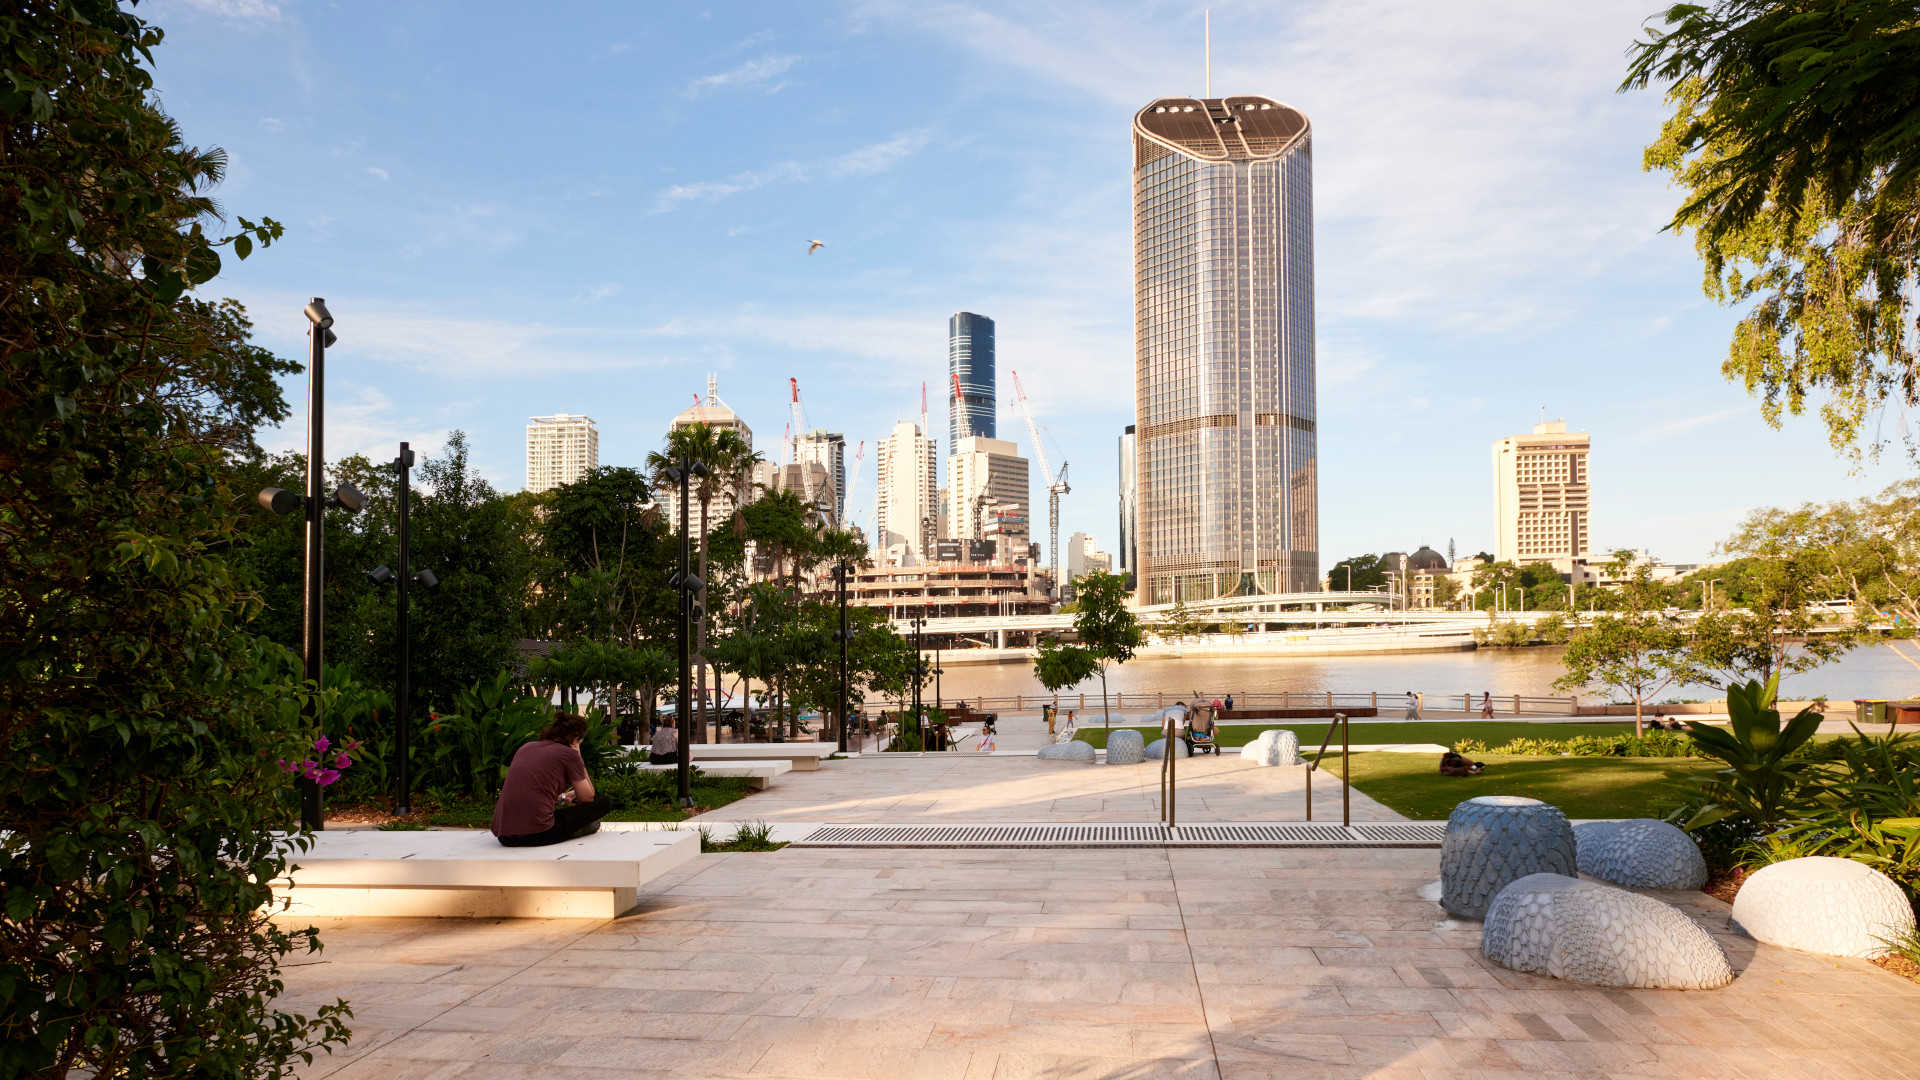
1440;796;1577;919
1483;873;1733;989
1240;729;1303;767
1145;738;1167;760
1731;856;1917;958
1106;729;1146;765
1574;819;1708;890
1036;740;1096;763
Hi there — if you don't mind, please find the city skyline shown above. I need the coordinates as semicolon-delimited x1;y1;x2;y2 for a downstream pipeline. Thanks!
159;1;1911;568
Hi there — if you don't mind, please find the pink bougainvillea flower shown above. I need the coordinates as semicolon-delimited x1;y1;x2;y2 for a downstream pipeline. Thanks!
314;736;331;753
316;768;341;786
334;753;351;769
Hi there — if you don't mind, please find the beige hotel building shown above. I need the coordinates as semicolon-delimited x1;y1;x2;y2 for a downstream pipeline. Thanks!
1492;419;1591;566
524;413;598;494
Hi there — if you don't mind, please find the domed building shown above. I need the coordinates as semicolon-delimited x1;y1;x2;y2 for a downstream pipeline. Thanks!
1407;545;1448;573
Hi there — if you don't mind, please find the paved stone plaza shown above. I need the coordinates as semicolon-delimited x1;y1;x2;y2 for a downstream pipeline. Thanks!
282;739;1920;1079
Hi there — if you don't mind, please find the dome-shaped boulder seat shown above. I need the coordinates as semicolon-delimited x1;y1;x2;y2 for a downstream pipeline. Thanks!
1106;729;1146;765
1036;740;1097;763
1730;856;1918;959
1482;873;1733;989
1145;737;1167;760
1440;796;1576;919
1241;729;1303;767
1574;819;1708;890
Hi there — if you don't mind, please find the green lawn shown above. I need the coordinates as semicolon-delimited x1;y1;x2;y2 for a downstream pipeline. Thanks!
1072;720;1644;751
340;776;760;828
1326;752;1717;820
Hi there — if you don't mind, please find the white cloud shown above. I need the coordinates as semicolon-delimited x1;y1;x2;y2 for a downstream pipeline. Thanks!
260;116;284;133
365;166;390;182
685;54;799;96
650;131;930;212
580;283;622;303
181;0;280;18
609;42;632;54
1634;406;1747;442
258;385;449;466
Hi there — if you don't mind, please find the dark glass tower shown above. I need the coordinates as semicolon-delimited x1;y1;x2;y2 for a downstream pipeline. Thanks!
947;312;995;454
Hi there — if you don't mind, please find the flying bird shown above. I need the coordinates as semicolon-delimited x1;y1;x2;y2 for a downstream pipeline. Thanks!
807;240;824;255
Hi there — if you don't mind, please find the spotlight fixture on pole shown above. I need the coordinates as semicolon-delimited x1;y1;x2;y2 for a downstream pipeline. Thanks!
833;560;851;754
363;442;438;816
255;299;361;831
663;458;705;806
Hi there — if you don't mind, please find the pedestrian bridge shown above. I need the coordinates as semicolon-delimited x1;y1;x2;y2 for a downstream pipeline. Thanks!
888;591;1553;637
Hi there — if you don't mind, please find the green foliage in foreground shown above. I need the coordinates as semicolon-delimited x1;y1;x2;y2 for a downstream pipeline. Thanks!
1330;754;1718;821
1072;721;1646;750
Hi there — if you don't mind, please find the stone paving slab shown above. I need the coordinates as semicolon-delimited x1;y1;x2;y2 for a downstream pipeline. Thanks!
279;846;1920;1080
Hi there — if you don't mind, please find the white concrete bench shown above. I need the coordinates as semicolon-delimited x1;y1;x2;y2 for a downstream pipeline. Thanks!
689;742;837;771
628;759;791;789
273;828;699;919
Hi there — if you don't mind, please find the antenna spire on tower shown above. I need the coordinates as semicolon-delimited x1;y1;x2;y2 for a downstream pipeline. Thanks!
1205;8;1211;98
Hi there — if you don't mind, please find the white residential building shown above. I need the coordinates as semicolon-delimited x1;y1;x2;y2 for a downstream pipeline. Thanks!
1066;531;1112;588
875;419;938;566
660;374;756;535
945;435;1030;546
525;413;598;493
793;429;846;525
1493;419;1591;566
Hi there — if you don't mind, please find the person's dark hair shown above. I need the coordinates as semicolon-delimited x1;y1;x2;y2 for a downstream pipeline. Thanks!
540;712;590;745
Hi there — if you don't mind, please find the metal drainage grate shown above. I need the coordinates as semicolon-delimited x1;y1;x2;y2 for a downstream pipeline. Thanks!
789;822;1444;848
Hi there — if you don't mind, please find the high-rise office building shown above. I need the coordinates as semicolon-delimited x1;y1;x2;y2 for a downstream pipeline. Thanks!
948;312;996;454
1131;95;1319;603
661;374;755;533
794;429;846;524
1117;424;1137;576
525;413;599;493
875;419;938;566
945;435;1029;548
1493;420;1590;566
1066;531;1111;585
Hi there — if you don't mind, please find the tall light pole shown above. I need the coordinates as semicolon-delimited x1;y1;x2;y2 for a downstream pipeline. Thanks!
834;560;851;753
666;457;706;805
909;612;926;739
366;444;437;816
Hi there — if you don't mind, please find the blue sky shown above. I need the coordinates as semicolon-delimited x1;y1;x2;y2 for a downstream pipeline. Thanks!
151;0;1909;567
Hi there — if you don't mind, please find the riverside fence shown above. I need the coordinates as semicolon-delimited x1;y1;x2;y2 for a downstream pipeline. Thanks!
891;689;1582;717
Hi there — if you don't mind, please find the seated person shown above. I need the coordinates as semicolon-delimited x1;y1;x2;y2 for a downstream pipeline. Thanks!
1438;750;1485;776
1183;704;1216;755
648;719;680;765
491;712;612;847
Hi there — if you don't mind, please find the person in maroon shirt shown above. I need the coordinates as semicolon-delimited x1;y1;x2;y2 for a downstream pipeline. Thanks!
491;713;612;847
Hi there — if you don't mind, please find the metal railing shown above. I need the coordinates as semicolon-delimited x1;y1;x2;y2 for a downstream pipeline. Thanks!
899;690;1580;716
1304;711;1350;827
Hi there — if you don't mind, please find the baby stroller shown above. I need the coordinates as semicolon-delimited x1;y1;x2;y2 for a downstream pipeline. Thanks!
1184;705;1219;756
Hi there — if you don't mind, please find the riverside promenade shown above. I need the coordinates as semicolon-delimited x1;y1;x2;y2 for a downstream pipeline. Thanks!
279;712;1920;1080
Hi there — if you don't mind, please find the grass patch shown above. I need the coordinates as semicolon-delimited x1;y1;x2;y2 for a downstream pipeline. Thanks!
1073;720;1645;750
698;819;786;853
330;774;760;828
1325;752;1716;820
605;777;757;821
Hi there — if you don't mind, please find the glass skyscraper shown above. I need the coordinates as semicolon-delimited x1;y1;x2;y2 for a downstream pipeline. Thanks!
947;311;995;454
1131;95;1318;603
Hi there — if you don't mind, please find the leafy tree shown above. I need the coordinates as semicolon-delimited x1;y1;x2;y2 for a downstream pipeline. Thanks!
1028;570;1142;729
534;466;675;647
1626;1;1920;461
1327;553;1387;592
1553;557;1705;734
0;2;348;1072
1158;597;1206;643
1431;574;1461;608
1679;675;1824;832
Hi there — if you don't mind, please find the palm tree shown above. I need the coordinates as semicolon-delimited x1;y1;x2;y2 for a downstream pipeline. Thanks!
648;424;762;740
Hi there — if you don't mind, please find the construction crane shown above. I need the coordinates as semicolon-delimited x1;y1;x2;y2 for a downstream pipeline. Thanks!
1009;370;1069;597
951;372;969;441
842;439;866;534
787;377;821;516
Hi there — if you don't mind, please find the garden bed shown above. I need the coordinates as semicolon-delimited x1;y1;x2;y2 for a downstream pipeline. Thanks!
1073;720;1646;751
327;773;760;828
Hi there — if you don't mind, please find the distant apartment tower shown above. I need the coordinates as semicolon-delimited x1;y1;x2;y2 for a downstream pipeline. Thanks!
1131;94;1318;604
946;435;1030;549
794;430;847;524
1066;531;1111;587
1493;420;1591;565
875;419;938;565
525;413;598;493
948;312;996;454
661;374;755;533
1117;424;1137;576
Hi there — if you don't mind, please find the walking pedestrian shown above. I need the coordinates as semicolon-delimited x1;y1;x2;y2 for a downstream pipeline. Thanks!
978;716;997;752
1404;691;1422;721
1223;693;1234;713
1480;691;1494;719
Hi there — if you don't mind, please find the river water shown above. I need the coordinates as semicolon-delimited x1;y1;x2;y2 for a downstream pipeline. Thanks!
934;642;1920;703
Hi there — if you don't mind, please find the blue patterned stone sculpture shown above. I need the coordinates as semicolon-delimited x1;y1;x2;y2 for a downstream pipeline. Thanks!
1145;737;1167;760
1241;729;1303;767
1731;856;1918;958
1574;819;1707;890
1036;740;1096;763
1106;729;1146;764
1483;873;1733;989
1440;796;1576;919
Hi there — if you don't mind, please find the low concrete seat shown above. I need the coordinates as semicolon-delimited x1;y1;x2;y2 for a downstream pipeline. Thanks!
628;760;791;789
274;829;699;919
688;742;837;771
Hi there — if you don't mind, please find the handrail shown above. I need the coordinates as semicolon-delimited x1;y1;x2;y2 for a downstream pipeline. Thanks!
1160;711;1177;829
1303;711;1350;827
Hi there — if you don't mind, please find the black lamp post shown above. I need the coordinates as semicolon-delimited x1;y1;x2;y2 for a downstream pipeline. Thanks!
366;442;438;816
664;457;706;806
908;613;927;739
833;560;851;754
257;299;366;831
